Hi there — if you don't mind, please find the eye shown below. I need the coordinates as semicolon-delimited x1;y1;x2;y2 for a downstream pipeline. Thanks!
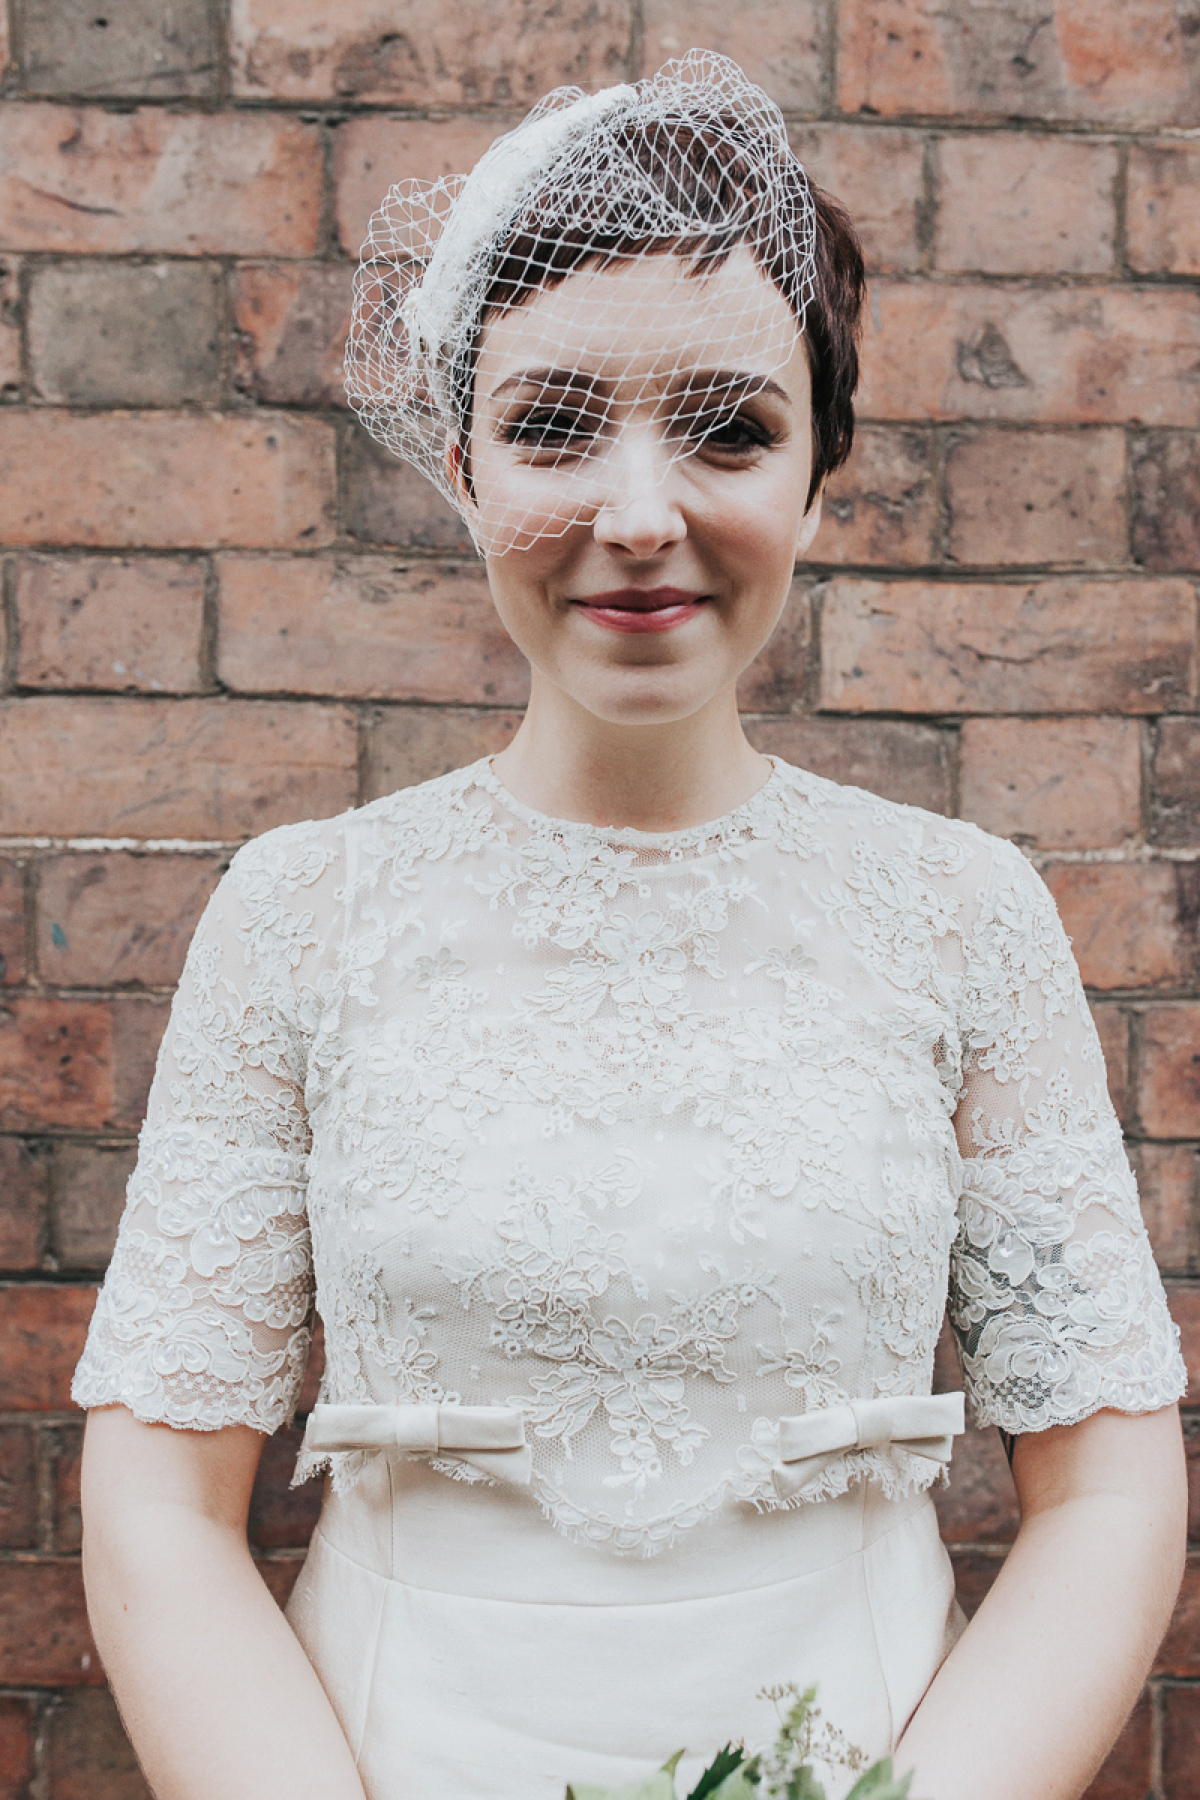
499;403;607;461
696;410;777;453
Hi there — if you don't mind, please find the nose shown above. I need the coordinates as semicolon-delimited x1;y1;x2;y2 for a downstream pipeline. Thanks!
592;429;686;558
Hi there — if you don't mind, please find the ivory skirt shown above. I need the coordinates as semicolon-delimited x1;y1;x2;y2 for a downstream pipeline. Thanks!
285;1458;964;1800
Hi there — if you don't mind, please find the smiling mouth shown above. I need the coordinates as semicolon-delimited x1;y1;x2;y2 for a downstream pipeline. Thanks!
571;587;708;634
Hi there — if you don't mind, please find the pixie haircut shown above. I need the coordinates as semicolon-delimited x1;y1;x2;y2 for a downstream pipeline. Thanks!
346;52;865;548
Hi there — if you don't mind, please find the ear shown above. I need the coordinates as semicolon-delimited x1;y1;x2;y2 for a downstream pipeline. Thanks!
445;437;476;517
794;485;823;561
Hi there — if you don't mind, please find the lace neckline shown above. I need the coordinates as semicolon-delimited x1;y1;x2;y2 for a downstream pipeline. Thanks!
473;753;787;851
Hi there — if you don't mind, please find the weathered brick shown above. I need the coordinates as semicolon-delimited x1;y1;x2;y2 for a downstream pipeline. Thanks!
0;858;24;987
0;1695;36;1800
1162;1684;1200;1799
640;0;827;111
0;259;20;401
735;584;814;714
0;1136;48;1270
859;281;1200;427
15;556;206;693
933;1423;1019;1544
20;0;218;99
1129;1142;1197;1274
37;853;224;989
48;1422;83;1557
49;1141;136;1272
820;579;1195;715
813;425;935;567
1083;1693;1153;1800
948;1548;1004;1621
1042;862;1197;992
1158;1553;1200;1674
1128;143;1200;276
232;0;632;104
1140;1005;1200;1139
0;1560;101;1686
234;263;354;409
0;1424;38;1550
0;697;358;840
333;116;506;258
788;125;925;274
361;706;522;802
742;717;951;813
44;1686;151;1799
110;999;169;1134
1152;720;1200;848
1091;1004;1130;1126
959;717;1142;851
935;134;1118;276
838;0;1200;128
340;425;475;554
0;1000;113;1132
248;1426;322;1551
1131;433;1200;572
945;428;1127;568
0;1284;97;1409
0;412;336;551
1185;1412;1200;1542
28;260;222;408
0;106;321;257
217;555;530;706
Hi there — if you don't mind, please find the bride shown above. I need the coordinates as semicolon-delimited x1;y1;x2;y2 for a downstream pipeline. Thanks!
73;51;1187;1800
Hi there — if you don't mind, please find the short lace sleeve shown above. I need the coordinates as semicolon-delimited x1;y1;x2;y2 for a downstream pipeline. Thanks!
71;823;333;1433
947;837;1187;1434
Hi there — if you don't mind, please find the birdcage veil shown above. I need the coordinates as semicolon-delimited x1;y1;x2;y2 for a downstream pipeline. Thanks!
345;50;819;554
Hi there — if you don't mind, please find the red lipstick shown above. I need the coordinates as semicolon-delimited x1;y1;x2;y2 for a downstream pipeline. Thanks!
572;586;707;634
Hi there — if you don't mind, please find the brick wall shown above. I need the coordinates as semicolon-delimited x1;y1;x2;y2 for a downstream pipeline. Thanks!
0;1;1197;1794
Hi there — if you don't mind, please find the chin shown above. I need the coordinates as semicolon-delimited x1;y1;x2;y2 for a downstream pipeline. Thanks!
575;672;718;727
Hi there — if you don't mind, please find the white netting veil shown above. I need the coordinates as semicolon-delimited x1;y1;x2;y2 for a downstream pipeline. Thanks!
345;50;819;554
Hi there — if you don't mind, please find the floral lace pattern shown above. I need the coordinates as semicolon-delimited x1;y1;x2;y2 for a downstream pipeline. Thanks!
73;757;1186;1556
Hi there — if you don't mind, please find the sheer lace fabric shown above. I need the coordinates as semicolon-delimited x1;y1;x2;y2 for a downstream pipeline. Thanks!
73;757;1186;1557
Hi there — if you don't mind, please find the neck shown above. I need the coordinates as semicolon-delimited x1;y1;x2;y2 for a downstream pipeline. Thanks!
489;675;770;832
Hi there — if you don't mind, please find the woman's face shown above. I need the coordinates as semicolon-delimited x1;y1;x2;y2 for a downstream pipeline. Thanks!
465;248;821;729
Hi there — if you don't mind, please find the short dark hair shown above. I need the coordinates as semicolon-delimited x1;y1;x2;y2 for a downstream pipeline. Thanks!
457;114;865;511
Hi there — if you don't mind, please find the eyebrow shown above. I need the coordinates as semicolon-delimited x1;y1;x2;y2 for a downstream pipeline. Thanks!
488;367;792;406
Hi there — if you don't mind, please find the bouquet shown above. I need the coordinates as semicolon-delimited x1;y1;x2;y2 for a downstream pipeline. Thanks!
565;1683;914;1800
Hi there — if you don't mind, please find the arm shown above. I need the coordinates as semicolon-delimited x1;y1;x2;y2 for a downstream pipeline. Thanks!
82;1403;366;1800
894;1403;1187;1800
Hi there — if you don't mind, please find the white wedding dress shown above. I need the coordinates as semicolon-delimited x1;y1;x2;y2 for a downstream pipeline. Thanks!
73;756;1186;1797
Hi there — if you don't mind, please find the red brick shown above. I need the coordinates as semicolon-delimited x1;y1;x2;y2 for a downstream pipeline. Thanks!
0;858;24;987
959;717;1142;851
44;1686;151;1800
341;428;475;554
49;1141;136;1272
948;1548;1004;1621
945;429;1127;568
1132;433;1200;573
1082;1692;1153;1800
0;105;322;256
233;263;354;409
1129;1143;1197;1274
28;259;222;409
0;1424;38;1550
361;705;522;802
1141;1006;1200;1139
15;556;206;693
1153;720;1200;848
0;260;20;401
0;413;335;552
1128;143;1200;276
0;1000;112;1132
37;853;224;988
216;555;530;706
1157;1553;1200;1674
49;1423;83;1557
735;583;814;714
0;1137;49;1270
933;1423;1019;1545
1042;863;1196;992
819;579;1195;715
813;425;936;567
1167;1282;1200;1406
110;998;168;1134
838;0;1200;127
0;1695;35;1800
1185;1411;1200;1542
0;1285;97;1410
788;125;924;274
640;1;827;111
0;1560;101;1685
333;116;505;257
742;717;951;814
248;1425;322;1551
936;135;1117;277
0;697;358;840
1162;1683;1200;1798
859;281;1200;427
233;0;631;104
1092;1004;1131;1127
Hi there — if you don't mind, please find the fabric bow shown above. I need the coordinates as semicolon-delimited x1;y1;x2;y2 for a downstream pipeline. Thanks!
770;1392;965;1499
303;1402;533;1488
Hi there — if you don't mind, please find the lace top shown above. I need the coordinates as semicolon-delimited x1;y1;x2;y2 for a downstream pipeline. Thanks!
73;756;1186;1557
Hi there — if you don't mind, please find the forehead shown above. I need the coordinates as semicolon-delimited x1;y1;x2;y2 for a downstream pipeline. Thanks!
474;245;801;398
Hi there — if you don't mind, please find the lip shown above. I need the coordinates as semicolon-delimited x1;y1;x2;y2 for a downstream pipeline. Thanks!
571;586;708;635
